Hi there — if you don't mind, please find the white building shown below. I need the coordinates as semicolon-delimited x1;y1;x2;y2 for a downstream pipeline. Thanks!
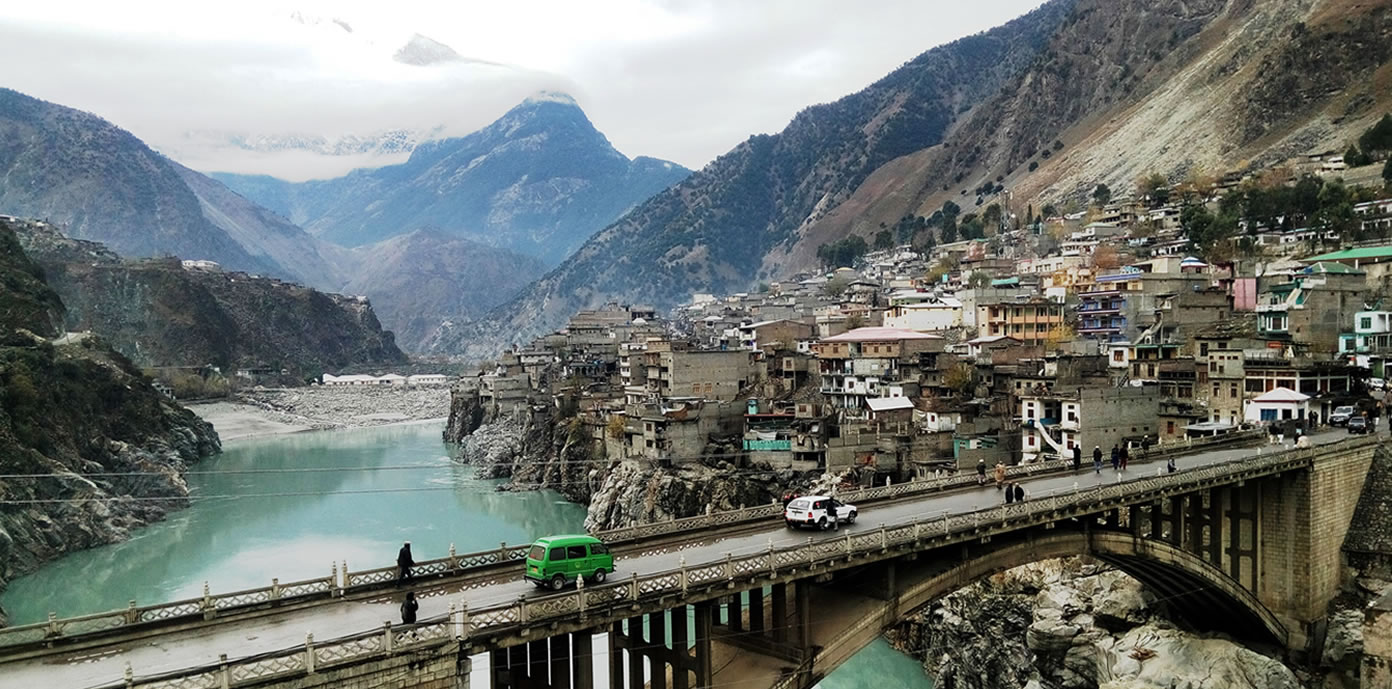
408;374;449;386
1243;387;1311;424
883;297;963;332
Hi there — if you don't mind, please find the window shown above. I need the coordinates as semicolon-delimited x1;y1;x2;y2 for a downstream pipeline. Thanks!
549;547;569;562
590;543;609;555
567;545;588;559
1200;343;1209;356
1362;317;1373;330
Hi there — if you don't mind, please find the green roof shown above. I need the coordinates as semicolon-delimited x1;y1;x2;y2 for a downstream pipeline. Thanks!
1304;261;1365;275
1304;246;1392;262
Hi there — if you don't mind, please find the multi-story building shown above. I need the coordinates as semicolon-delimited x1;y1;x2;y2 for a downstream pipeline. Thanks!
736;319;815;351
811;327;944;420
643;341;751;402
975;297;1067;346
1076;269;1223;344
1256;262;1368;353
1017;386;1159;462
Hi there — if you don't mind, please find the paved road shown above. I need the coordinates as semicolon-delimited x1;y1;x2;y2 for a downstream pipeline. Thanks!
0;431;1350;689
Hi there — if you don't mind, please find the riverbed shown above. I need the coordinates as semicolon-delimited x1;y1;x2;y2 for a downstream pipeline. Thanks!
1;423;932;688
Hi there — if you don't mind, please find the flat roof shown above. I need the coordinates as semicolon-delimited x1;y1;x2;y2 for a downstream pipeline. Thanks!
822;327;943;343
1304;246;1392;262
866;397;915;412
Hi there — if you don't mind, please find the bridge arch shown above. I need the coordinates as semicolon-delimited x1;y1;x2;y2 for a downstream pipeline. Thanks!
810;530;1287;682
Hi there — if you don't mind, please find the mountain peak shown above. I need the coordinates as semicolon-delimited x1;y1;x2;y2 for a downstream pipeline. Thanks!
521;91;579;108
393;33;463;66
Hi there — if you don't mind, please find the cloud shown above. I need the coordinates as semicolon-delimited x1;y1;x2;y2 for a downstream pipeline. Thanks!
0;1;1046;180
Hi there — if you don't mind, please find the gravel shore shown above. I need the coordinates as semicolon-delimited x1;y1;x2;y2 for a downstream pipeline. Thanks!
191;385;452;441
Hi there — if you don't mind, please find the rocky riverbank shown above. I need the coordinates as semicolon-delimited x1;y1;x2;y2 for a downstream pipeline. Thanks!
197;385;452;440
889;557;1321;689
449;404;816;530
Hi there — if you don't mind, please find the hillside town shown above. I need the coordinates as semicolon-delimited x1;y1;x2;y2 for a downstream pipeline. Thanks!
453;177;1392;485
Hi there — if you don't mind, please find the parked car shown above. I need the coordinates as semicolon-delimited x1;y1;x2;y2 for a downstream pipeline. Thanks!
524;535;613;590
1329;406;1357;426
1371;378;1387;391
1348;416;1374;434
784;495;856;530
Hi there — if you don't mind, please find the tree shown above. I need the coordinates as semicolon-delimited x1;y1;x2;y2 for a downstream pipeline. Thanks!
967;271;991;288
1044;323;1076;350
943;363;975;396
982;203;1003;230
1091;244;1120;270
1138;173;1169;206
1359;113;1392;155
940;220;959;244
844;312;865;330
1092;184;1112;206
1041;204;1058;219
1345;144;1372;168
823;275;851;297
873;229;894;251
1384;157;1392;185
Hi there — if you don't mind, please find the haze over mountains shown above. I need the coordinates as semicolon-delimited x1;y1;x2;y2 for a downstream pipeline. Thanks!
215;94;691;264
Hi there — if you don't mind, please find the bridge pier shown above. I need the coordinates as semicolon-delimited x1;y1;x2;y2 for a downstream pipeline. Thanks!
490;629;595;689
608;604;710;689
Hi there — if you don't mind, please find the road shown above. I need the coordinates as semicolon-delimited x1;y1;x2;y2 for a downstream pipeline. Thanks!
0;431;1349;689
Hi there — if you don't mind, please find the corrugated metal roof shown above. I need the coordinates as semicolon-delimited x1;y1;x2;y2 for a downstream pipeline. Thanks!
1305;246;1392;261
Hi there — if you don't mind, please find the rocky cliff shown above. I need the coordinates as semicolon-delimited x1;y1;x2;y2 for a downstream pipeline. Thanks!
890;557;1302;689
0;224;221;624
444;388;811;530
10;218;406;375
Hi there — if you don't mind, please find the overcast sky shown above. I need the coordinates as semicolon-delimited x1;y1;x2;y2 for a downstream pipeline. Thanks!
0;0;1045;180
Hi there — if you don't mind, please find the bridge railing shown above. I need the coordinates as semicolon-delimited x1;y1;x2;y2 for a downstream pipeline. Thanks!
0;426;1267;651
105;436;1372;689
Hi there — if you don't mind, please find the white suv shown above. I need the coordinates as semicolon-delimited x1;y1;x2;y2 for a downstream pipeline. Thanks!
784;495;857;530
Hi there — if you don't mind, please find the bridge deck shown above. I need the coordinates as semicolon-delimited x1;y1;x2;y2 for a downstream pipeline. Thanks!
0;432;1347;689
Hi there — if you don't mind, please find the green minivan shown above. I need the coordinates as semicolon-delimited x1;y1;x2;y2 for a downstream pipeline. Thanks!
524;535;614;590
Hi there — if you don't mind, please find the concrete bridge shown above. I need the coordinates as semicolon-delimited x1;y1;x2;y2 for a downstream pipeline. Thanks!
0;432;1381;689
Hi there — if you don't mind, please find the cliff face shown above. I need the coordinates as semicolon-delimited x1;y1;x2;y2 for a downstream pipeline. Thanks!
10;218;406;375
890;558;1302;689
0;225;221;624
444;388;812;530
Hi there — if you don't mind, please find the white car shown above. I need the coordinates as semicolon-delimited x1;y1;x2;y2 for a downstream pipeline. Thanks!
784;495;857;530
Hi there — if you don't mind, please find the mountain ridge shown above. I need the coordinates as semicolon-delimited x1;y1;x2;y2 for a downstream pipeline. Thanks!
213;95;691;264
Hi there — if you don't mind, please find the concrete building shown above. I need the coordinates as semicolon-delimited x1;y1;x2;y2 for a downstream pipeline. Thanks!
643;341;751;402
737;319;814;351
883;296;963;332
1244;387;1311;425
1018;386;1159;463
976;297;1067;346
812;327;944;421
1256;262;1368;353
1076;269;1225;344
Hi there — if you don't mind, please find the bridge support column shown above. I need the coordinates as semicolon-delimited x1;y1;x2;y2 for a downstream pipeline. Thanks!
491;630;595;689
609;606;708;689
749;587;765;633
771;583;788;644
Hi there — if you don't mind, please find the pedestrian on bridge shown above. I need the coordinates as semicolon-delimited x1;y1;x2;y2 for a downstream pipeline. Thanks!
976;458;987;485
1167;457;1177;473
1110;444;1120;472
1093;446;1102;474
401;591;419;624
1013;483;1025;503
993;462;1006;490
1119;444;1129;471
397;541;415;584
1004;482;1014;504
1072;445;1082;471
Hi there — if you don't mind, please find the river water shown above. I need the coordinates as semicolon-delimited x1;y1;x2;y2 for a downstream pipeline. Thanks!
1;422;930;688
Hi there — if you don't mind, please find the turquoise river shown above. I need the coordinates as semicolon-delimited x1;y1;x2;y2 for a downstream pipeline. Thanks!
0;422;931;688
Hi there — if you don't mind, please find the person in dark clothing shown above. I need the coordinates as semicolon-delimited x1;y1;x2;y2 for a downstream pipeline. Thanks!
976;459;987;485
400;591;418;624
1093;446;1103;474
397;541;414;583
1110;444;1120;471
1167;458;1177;473
1004;482;1014;504
1072;445;1082;471
1141;435;1152;457
1013;483;1025;502
1119;444;1129;471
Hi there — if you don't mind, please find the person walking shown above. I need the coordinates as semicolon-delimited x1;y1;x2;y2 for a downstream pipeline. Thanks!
1141;435;1152;458
1004;482;1014;504
1166;457;1177;473
396;541;415;584
993;462;1006;491
1013;483;1025;503
1072;444;1082;471
976;458;987;486
1093;445;1103;475
400;591;419;624
1110;444;1120;472
1119;444;1129;471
